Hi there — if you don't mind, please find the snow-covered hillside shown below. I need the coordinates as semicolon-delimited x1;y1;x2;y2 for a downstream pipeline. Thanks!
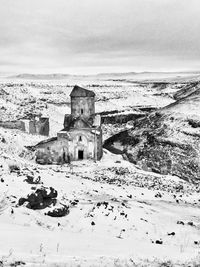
104;83;200;181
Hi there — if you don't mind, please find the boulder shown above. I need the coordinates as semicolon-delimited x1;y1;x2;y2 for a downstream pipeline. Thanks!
18;186;57;210
46;205;69;217
24;175;41;184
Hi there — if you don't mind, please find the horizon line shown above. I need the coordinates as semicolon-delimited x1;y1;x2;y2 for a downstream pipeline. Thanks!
3;69;200;77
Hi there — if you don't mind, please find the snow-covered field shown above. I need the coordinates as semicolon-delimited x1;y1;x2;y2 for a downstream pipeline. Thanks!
0;74;200;266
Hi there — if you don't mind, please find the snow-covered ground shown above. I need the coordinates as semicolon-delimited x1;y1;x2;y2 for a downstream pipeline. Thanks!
0;127;200;266
0;76;200;266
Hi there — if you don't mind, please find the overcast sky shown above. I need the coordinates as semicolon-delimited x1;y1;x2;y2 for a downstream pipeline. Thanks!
0;0;200;74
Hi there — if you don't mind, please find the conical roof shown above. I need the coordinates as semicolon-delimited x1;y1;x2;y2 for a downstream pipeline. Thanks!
70;85;95;97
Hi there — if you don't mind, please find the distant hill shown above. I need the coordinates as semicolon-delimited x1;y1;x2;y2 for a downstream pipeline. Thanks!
104;82;200;182
7;71;200;81
8;73;73;80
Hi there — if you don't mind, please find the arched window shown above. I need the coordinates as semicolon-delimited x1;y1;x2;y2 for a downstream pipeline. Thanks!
81;108;84;114
79;136;82;141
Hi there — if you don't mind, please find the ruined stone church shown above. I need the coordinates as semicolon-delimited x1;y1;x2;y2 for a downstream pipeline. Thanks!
34;85;103;164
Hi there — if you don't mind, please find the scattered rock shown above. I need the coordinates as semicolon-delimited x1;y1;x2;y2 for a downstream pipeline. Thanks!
9;163;20;174
10;261;26;267
1;137;6;143
140;218;148;222
96;201;109;208
70;199;79;206
155;192;162;198
155;240;163;244
24;175;41;184
167;232;175;236
177;220;184;225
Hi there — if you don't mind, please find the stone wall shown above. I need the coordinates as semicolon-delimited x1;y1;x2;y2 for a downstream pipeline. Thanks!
21;117;49;136
71;96;95;118
0;120;23;130
101;113;144;124
58;128;96;160
35;127;102;164
35;138;68;164
36;117;49;136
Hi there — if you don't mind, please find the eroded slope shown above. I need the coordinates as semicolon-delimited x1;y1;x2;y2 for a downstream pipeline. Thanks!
104;84;200;181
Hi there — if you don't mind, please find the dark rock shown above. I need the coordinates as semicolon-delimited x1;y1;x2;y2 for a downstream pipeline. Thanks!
155;240;163;244
24;175;41;184
70;199;79;206
167;232;175;236
9;164;20;173
175;185;184;191
10;261;26;267
46;205;69;217
155;192;162;198
18;186;58;210
18;197;27;206
96;201;109;208
177;220;184;225
31;186;37;190
1;137;6;143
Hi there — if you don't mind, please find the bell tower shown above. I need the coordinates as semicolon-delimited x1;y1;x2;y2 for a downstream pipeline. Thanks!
70;85;95;118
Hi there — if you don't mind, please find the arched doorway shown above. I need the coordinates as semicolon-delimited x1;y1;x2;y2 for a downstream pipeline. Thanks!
74;133;88;160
